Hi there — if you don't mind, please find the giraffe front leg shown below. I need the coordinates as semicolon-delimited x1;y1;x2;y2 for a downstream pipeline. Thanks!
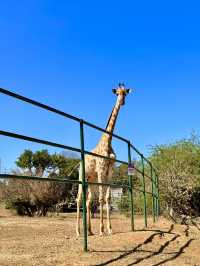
86;188;94;236
99;184;105;236
76;185;82;238
106;186;112;235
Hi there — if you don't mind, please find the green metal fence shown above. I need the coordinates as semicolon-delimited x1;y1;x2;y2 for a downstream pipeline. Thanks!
0;88;160;252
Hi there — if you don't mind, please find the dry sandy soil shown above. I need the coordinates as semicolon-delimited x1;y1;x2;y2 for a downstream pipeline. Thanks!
0;208;200;266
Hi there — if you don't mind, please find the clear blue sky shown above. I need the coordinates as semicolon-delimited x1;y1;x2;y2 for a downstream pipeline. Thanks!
1;1;200;172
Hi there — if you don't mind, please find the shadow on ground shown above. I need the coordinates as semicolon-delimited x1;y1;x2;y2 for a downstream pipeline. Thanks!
91;224;195;266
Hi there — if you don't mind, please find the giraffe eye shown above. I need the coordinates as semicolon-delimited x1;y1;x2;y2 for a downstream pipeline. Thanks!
112;89;117;94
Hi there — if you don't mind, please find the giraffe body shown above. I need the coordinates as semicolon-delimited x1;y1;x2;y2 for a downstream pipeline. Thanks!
76;84;132;237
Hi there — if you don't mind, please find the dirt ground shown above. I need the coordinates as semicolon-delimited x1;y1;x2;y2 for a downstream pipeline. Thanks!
0;208;200;266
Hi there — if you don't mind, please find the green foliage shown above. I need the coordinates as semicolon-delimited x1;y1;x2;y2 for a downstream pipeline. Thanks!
50;153;80;180
16;149;80;179
149;134;200;219
16;149;34;170
117;191;153;216
117;193;130;216
113;162;139;188
117;134;200;220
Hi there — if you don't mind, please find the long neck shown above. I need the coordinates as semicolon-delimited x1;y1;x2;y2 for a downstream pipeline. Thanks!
106;101;121;134
100;99;121;145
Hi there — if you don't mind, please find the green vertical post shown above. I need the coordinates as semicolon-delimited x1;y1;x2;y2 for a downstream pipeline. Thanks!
150;165;156;223
155;174;160;218
154;176;158;220
80;120;88;252
141;155;148;228
128;141;134;231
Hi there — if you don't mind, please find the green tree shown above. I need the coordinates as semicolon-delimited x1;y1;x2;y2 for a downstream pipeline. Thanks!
16;149;52;177
16;149;80;179
149;135;200;220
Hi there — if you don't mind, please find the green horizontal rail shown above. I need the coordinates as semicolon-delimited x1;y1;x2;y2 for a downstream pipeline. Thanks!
0;174;130;189
0;132;157;192
0;87;157;174
0;130;128;166
0;127;159;197
0;174;82;184
133;165;157;185
0;87;160;252
84;150;128;165
0;129;156;185
0;174;158;197
0;88;81;122
83;120;129;143
0;130;81;153
0;88;128;143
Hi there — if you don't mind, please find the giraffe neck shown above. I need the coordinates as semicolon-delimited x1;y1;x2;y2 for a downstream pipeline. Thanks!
99;100;121;146
106;101;121;134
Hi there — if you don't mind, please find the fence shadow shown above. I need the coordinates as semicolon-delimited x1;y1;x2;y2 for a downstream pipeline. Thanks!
152;238;194;266
104;224;176;237
191;219;200;231
92;225;194;266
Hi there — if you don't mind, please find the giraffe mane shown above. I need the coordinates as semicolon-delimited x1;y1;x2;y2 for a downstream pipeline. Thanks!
105;106;115;130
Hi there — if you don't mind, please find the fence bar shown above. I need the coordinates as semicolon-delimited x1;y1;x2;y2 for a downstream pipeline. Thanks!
128;141;134;231
0;130;81;154
0;88;158;179
153;170;158;219
0;88;129;144
141;155;148;228
84;150;128;166
155;174;160;218
0;88;81;122
83;120;129;143
0;130;128;168
130;143;142;157
80;120;88;252
0;87;161;240
0;174;156;193
151;166;156;223
133;167;157;185
0;174;81;184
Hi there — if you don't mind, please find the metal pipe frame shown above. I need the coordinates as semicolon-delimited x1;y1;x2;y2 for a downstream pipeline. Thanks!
0;87;160;252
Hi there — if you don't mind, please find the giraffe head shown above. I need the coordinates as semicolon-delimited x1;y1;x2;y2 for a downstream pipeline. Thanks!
112;83;132;106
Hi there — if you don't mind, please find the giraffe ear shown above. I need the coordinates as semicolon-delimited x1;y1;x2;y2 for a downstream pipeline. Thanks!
112;89;117;94
126;89;132;94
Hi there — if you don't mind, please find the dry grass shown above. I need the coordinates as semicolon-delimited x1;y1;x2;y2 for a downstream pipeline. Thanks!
0;208;200;266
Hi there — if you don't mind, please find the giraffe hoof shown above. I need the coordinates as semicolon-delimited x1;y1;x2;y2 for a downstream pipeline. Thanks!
76;231;81;238
99;232;105;237
88;231;94;236
108;229;113;235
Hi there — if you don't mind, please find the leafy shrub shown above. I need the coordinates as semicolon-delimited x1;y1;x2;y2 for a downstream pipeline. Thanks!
117;191;153;216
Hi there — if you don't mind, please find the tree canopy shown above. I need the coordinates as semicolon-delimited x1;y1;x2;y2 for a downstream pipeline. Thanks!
16;149;80;179
149;134;200;220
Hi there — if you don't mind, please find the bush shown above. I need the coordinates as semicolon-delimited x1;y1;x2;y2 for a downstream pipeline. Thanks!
150;135;200;220
117;191;153;216
1;149;80;217
3;179;71;216
191;187;200;216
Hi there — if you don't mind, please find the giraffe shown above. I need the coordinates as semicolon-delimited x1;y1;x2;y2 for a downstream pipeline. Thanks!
76;83;132;237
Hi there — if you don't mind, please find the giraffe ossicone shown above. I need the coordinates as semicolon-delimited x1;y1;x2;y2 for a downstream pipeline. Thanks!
76;84;132;237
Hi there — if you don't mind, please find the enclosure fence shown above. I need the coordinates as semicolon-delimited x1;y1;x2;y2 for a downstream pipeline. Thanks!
0;88;160;252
